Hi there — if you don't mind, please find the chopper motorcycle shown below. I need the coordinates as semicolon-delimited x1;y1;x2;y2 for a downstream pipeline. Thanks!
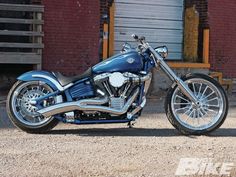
6;34;228;135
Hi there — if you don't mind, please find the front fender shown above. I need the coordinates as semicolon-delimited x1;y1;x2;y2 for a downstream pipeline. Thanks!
17;70;63;91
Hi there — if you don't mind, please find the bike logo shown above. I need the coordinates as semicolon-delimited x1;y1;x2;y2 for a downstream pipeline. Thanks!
175;158;235;176
127;58;135;64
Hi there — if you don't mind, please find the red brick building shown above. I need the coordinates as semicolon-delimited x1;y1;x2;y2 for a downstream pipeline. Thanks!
0;0;236;87
42;0;236;78
208;1;236;78
42;0;100;75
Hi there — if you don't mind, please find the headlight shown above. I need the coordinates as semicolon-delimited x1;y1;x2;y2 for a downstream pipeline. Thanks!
155;46;168;58
121;42;131;53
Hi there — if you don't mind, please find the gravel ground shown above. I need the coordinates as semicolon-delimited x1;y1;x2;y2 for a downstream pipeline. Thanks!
1;99;236;177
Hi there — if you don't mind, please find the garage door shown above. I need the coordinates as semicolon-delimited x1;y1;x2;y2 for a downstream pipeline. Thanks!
114;0;184;60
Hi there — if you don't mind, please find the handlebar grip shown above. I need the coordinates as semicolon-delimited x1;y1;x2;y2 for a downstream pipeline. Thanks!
132;34;139;40
140;36;145;41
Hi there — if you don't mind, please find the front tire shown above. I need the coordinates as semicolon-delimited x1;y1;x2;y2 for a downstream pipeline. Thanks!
6;81;59;133
165;73;228;135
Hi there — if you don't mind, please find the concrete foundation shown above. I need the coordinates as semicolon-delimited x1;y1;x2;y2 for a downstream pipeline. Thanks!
149;68;209;96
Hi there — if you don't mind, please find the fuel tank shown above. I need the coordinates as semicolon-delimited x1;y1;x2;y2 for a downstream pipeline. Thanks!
92;50;143;74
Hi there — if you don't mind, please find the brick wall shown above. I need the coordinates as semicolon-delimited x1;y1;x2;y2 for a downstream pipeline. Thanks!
208;0;236;78
42;0;100;76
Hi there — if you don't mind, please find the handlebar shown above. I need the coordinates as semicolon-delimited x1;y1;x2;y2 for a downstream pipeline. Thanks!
132;34;146;45
130;33;170;71
131;34;139;41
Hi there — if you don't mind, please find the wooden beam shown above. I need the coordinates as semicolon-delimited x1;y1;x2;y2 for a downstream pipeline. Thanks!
109;2;115;57
167;62;210;68
222;79;233;94
0;18;44;24
103;23;109;59
209;72;223;84
0;30;43;36
0;3;44;12
0;42;44;48
203;29;210;64
0;52;41;64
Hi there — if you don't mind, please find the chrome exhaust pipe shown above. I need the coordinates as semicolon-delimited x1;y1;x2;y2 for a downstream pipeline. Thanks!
37;88;139;117
37;97;109;117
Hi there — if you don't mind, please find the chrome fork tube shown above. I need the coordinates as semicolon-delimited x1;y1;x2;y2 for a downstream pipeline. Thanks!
148;46;199;104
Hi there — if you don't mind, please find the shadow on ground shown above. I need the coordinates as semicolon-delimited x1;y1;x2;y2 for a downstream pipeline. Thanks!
0;105;14;128
209;128;236;137
47;127;236;137
49;127;185;137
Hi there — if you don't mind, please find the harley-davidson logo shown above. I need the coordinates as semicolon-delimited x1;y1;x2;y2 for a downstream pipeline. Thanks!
127;58;135;64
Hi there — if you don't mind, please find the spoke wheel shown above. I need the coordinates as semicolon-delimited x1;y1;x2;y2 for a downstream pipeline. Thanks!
7;81;59;133
165;74;228;135
11;81;54;126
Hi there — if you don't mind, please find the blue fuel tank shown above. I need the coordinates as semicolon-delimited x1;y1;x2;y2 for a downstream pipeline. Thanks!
92;50;143;74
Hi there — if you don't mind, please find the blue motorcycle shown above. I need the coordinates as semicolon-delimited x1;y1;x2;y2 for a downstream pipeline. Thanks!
6;35;228;135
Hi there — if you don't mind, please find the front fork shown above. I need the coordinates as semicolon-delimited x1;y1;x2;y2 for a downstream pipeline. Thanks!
148;47;199;105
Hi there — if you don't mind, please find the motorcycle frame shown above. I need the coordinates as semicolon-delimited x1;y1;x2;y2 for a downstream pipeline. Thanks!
32;61;152;124
16;42;199;124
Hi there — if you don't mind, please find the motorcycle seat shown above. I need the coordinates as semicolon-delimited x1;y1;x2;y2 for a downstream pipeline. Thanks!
52;67;92;86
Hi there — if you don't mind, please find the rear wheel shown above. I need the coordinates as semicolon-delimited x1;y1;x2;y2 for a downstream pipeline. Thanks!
165;74;228;135
6;81;59;133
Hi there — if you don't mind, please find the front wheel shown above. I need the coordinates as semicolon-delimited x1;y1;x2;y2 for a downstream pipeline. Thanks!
165;73;228;135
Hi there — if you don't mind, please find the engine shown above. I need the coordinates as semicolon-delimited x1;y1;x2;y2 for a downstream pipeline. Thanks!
94;72;149;110
67;72;151;121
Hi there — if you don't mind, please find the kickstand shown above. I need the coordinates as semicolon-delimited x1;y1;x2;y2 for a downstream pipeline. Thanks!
127;121;135;128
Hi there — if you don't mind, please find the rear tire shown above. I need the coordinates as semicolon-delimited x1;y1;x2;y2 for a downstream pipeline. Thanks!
165;73;228;135
6;81;59;133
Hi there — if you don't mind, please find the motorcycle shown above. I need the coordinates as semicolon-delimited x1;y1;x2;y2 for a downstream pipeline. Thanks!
6;34;228;135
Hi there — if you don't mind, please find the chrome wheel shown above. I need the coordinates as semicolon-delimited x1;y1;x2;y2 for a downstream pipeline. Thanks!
11;81;54;127
171;78;224;131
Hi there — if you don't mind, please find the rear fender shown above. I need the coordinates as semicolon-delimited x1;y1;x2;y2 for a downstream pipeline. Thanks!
17;71;70;91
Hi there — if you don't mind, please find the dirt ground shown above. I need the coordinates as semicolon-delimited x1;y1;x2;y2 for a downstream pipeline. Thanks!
1;99;236;177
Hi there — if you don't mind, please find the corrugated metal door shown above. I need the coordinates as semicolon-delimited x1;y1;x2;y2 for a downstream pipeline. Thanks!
114;0;184;60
